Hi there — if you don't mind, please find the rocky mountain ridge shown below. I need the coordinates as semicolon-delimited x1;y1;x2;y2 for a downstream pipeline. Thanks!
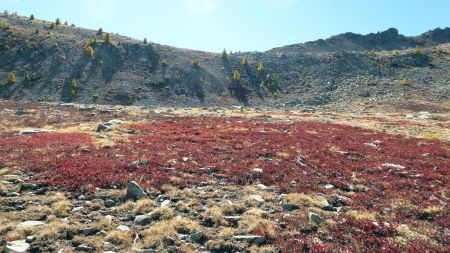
0;14;449;108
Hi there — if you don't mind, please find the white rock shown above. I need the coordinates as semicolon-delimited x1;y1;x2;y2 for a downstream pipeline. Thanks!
382;163;405;169
17;221;45;229
253;168;263;173
5;240;30;253
250;195;265;204
117;225;130;232
325;184;335;189
255;184;269;191
160;200;171;208
71;206;84;213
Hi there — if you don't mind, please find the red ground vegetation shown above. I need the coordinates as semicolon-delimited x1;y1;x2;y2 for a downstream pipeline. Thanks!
0;115;448;251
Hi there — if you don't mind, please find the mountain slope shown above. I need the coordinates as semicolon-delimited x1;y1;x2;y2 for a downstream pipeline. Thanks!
0;14;449;108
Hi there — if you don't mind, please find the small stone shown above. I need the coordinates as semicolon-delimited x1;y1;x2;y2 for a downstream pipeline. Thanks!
190;232;207;243
324;184;335;189
35;187;48;195
282;203;297;211
25;236;35;243
71;206;84;213
79;227;99;236
76;244;94;251
382;163;405;170
253;168;263;173
17;220;45;229
255;184;269;191
117;225;130;232
126;181;148;201
233;235;266;245
19;183;39;192
250;195;264;204
104;199;115;208
5;240;30;253
134;214;151;226
322;205;338;212
309;212;324;225
97;124;109;132
163;236;175;246
182;157;189;162
160;200;171;208
275;194;287;203
105;215;115;221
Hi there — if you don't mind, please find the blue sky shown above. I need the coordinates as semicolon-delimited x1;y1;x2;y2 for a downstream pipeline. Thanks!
1;0;449;52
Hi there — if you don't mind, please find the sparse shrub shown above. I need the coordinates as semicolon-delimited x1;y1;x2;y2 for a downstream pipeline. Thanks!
390;58;398;67
260;81;266;91
70;79;78;95
413;45;422;56
105;231;132;246
419;206;442;220
93;92;100;102
64;21;68;25
148;207;174;221
434;46;443;55
401;78;411;86
85;45;94;57
0;21;3;29
29;14;34;21
7;72;16;84
233;70;241;81
104;33;112;43
55;18;61;26
97;27;103;35
221;49;228;60
3;10;8;17
266;74;281;93
86;38;98;47
242;56;249;65
192;58;200;67
143;37;148;44
23;71;30;82
161;58;169;67
49;23;55;29
135;198;156;214
35;28;39;34
257;63;263;74
52;200;71;217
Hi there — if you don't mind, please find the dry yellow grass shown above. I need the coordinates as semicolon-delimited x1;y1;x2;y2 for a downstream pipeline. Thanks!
204;206;227;226
105;231;132;246
238;209;278;238
135;198;156;214
284;193;329;208
148;207;174;221
420;205;442;219
52;200;71;217
37;220;72;240
394;224;429;246
219;227;238;238
140;216;200;250
222;201;245;215
115;201;135;213
346;210;378;221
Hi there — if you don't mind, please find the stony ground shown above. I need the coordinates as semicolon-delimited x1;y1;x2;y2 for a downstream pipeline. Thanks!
0;100;448;253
